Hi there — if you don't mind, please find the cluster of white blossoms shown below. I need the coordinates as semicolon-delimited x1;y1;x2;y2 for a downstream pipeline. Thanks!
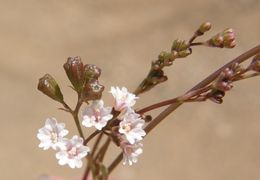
37;86;146;168
37;118;90;168
81;87;146;165
110;87;146;165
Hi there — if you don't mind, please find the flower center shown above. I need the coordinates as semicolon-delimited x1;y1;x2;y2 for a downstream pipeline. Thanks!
51;132;58;143
122;123;132;132
94;108;101;121
68;147;77;158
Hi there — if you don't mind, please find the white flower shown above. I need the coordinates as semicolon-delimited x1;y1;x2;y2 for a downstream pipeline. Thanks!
56;135;90;168
110;86;138;111
121;141;143;165
37;118;69;150
119;110;146;144
82;100;113;130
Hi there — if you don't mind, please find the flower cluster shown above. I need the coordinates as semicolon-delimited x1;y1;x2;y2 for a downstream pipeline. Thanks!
38;86;146;168
81;86;146;165
37;118;90;168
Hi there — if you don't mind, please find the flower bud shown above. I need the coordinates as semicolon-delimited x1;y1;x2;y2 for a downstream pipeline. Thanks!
206;28;236;48
158;51;174;67
82;79;104;101
214;81;233;92
209;90;225;104
223;28;236;48
83;64;101;80
63;56;84;92
171;39;189;52
176;49;192;58
198;22;212;34
37;74;64;103
249;54;260;72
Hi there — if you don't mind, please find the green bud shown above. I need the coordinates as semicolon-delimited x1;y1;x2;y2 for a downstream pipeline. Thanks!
37;74;64;103
63;56;84;92
171;39;189;52
176;49;192;58
158;51;174;67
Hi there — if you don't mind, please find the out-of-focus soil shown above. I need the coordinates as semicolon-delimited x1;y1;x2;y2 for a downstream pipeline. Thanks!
0;0;259;179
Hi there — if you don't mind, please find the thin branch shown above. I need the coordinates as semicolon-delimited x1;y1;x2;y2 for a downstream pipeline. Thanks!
107;44;260;174
84;130;100;145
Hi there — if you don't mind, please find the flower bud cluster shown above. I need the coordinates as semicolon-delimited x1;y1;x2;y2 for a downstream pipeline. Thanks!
171;39;192;58
213;67;234;92
109;87;146;165
206;28;236;48
64;56;104;101
208;63;242;103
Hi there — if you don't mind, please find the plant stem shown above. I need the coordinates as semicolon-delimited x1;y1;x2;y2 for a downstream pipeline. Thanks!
84;130;100;145
137;86;211;114
72;93;85;139
83;133;104;180
190;42;204;46
108;153;123;173
107;44;260;174
95;137;111;163
145;44;260;134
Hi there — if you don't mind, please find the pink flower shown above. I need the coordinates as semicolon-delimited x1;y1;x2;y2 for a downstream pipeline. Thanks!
119;110;146;144
37;118;69;150
82;100;113;130
120;141;143;165
110;87;138;111
56;136;90;168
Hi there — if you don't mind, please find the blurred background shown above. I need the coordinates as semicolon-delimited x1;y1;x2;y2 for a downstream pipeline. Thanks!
0;0;259;179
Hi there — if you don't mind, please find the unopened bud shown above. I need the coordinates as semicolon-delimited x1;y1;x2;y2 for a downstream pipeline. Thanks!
214;81;233;92
158;51;174;66
142;114;152;122
171;39;189;52
38;74;64;103
249;54;260;72
206;28;236;48
84;64;101;80
198;22;212;34
209;90;225;104
63;56;84;92
82;79;104;101
176;49;192;58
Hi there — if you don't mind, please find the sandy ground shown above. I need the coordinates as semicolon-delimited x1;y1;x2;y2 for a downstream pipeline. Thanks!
0;0;260;179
